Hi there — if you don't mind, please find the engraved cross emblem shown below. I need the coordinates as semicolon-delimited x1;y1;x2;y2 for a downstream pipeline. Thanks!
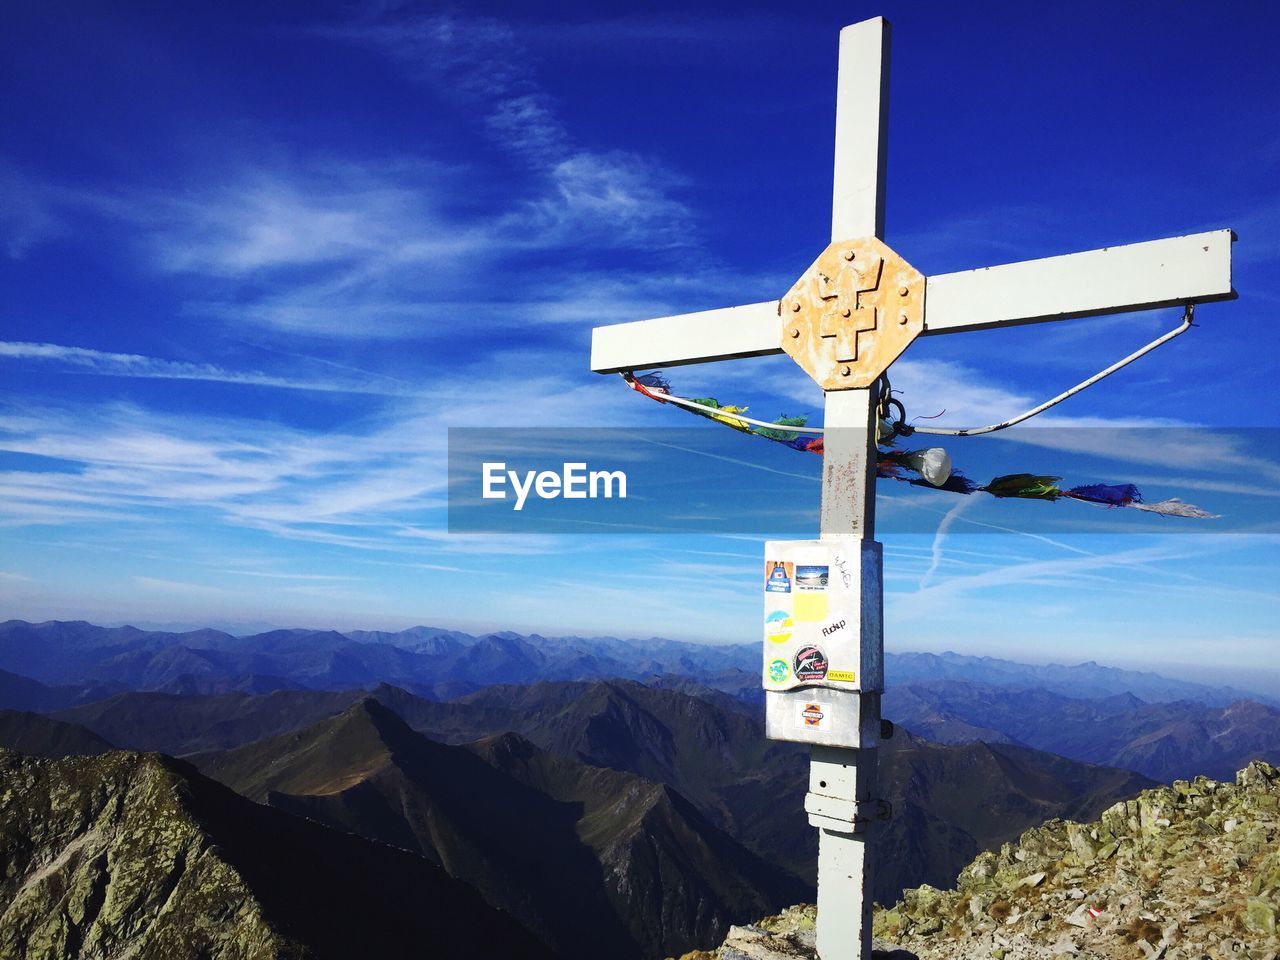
816;256;884;362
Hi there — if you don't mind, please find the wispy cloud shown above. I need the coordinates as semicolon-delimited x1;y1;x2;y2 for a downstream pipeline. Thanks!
0;341;416;395
0;4;713;343
219;570;359;581
133;575;223;596
918;496;976;591
0;361;647;547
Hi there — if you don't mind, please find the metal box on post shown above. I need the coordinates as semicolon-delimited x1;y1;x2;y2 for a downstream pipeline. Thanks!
762;539;883;748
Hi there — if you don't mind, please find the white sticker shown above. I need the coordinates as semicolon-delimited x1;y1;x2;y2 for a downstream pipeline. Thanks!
795;700;832;730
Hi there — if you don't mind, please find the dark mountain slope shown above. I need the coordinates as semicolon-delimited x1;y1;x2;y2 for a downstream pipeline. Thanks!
366;680;1155;903
197;699;804;960
883;679;1280;781
0;667;118;712
1110;697;1280;781
47;678;1155;905
0;748;552;960
0;709;113;758
469;730;806;956
53;688;361;754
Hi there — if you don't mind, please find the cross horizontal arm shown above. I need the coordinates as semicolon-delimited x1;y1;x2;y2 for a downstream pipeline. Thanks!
590;300;781;374
922;229;1235;335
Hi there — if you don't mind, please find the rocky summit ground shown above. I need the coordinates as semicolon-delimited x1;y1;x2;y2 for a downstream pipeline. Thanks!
676;761;1280;960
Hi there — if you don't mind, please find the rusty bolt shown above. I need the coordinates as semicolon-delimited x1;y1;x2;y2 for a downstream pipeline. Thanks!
789;327;800;339
841;364;852;377
898;312;909;325
898;285;909;297
791;301;801;313
843;249;855;261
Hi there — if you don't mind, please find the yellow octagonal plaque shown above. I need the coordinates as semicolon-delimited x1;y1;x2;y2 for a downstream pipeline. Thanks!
779;236;925;390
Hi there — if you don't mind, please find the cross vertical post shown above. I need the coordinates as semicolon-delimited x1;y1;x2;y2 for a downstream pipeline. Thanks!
813;388;883;960
812;18;889;960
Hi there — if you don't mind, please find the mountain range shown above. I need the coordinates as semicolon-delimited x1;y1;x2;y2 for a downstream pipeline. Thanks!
0;619;755;700
5;619;1275;790
14;678;1153;906
1;617;1276;957
192;697;804;960
883;678;1280;782
2;620;1268;707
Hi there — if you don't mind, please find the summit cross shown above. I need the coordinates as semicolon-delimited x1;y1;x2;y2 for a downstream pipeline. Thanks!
588;17;1234;960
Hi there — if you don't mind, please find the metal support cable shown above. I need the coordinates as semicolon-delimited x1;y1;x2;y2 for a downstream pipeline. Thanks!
909;304;1196;436
623;304;1196;439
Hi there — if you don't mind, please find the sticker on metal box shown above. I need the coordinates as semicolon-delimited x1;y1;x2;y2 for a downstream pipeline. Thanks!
796;701;831;730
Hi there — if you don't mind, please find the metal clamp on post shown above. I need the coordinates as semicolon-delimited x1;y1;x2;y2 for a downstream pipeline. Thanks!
805;793;874;833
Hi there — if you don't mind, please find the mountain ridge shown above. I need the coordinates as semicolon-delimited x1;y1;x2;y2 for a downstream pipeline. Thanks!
50;676;1155;905
0;747;554;959
3;619;1270;706
194;697;805;959
884;678;1280;781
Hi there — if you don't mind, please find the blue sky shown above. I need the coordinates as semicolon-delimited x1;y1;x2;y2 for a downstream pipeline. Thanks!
1;2;1278;690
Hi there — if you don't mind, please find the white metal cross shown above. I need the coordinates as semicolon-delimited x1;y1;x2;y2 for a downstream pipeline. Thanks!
588;17;1233;960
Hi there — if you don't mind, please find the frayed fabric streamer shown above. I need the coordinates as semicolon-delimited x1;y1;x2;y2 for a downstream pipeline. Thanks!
1131;499;1220;519
981;474;1063;500
625;374;822;451
1065;483;1142;507
622;371;1217;520
910;472;981;495
688;398;753;433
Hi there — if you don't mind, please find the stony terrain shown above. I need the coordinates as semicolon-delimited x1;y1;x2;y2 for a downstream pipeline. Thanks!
676;761;1280;960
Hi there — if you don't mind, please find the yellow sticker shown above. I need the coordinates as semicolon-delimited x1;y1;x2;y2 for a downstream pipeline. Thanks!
827;669;857;683
764;610;793;644
793;592;828;623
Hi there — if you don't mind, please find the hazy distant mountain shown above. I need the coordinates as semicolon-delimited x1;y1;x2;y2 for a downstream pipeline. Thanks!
0;619;756;698
0;749;552;960
886;650;1268;706
344;625;478;653
5;620;1270;709
0;709;113;758
195;699;805;960
884;679;1280;781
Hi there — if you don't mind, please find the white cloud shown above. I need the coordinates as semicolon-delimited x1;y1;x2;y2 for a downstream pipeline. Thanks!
133;576;223;596
0;362;649;549
0;162;72;258
0;341;415;395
